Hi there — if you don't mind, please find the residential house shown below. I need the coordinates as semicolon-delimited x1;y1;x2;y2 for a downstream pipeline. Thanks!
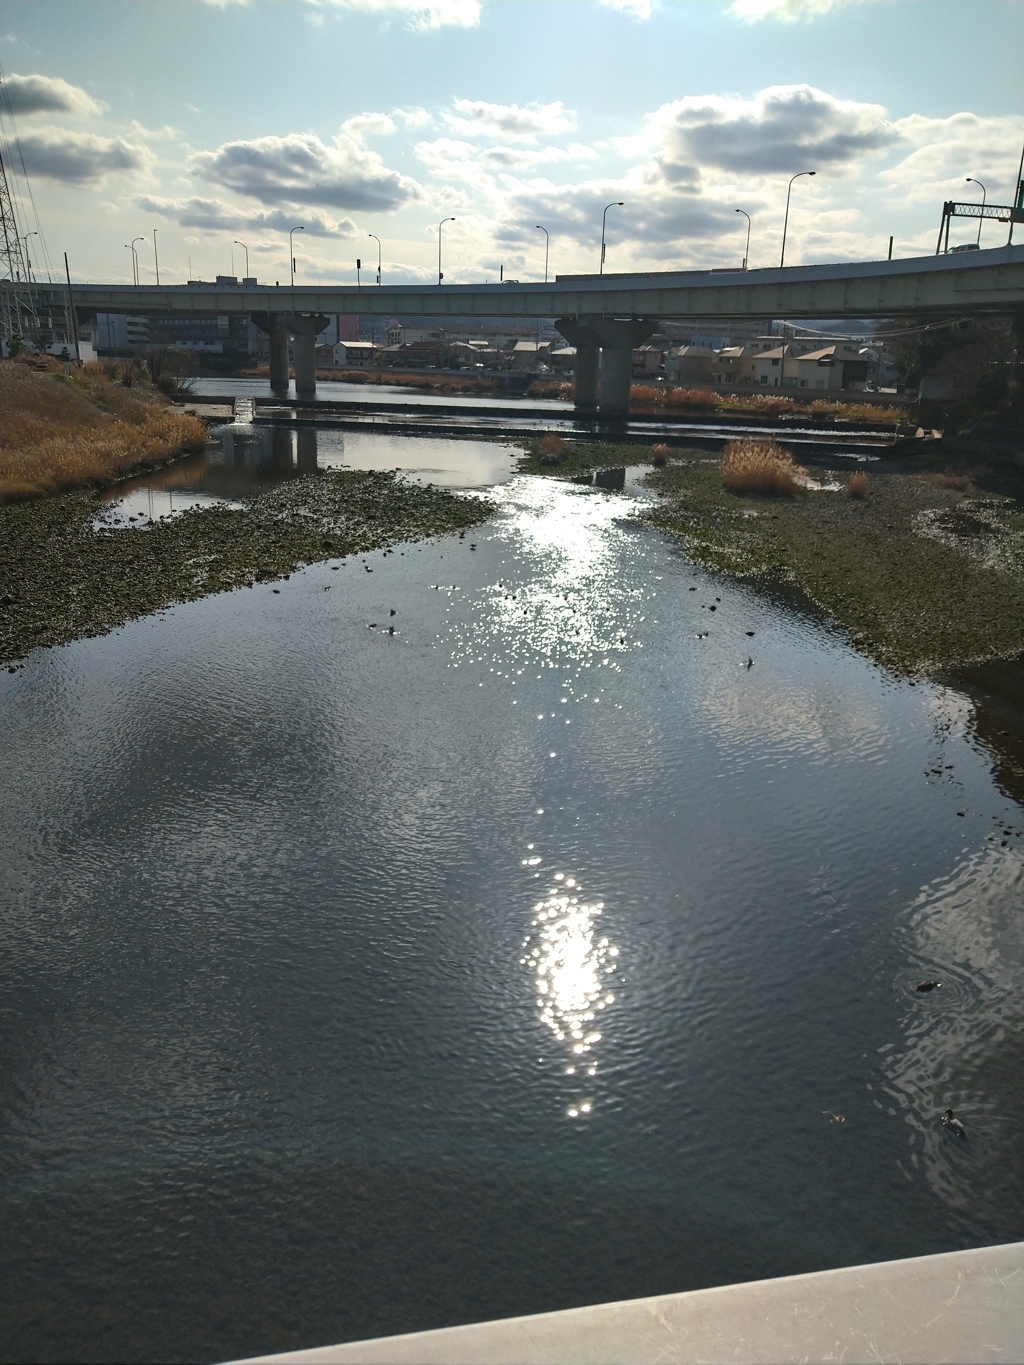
665;345;717;386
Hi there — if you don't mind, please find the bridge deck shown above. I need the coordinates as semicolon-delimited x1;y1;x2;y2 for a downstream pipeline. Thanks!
16;244;1024;321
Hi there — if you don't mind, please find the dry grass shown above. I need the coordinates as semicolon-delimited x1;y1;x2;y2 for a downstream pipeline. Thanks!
651;443;669;467
848;470;870;498
918;471;973;491
527;379;573;399
1;361;206;501
721;439;803;496
538;433;569;465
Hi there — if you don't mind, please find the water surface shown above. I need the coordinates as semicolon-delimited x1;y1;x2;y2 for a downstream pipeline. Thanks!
1;464;1022;1364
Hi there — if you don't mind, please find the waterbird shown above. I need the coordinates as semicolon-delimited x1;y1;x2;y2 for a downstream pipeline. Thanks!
390;609;397;616
744;656;753;669
941;1108;967;1139
822;1110;845;1123
916;980;941;992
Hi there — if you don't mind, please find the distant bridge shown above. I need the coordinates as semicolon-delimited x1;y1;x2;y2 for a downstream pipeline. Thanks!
15;243;1024;416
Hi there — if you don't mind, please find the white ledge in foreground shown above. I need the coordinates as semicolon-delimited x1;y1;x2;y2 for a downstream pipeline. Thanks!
227;1240;1023;1365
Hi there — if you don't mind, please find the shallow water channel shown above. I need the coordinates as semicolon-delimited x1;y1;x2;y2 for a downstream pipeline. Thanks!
2;430;1023;1364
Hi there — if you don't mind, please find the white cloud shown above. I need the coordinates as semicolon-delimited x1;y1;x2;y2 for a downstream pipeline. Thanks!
727;0;866;20
443;98;578;143
211;0;482;26
341;111;397;138
600;0;653;16
135;194;357;237
17;127;151;184
415;136;595;181
0;72;103;117
193;130;422;211
637;85;895;181
319;0;481;23
881;112;1024;204
393;106;433;129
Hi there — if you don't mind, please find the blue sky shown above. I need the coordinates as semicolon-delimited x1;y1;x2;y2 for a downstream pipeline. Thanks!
1;0;1022;286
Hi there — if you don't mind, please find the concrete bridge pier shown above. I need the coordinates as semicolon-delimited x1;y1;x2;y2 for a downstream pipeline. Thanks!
287;314;329;399
597;346;634;419
292;332;317;397
555;316;656;418
251;314;291;393
269;320;290;393
573;345;600;415
251;313;328;396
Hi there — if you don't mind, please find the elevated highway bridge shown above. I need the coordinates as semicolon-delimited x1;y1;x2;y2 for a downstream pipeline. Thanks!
19;243;1024;416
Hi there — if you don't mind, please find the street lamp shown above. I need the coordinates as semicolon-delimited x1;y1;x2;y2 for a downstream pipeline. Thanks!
734;210;751;270
20;231;38;283
535;224;550;283
153;229;160;285
965;178;987;246
130;237;145;287
780;172;814;268
437;216;455;285
234;240;250;279
600;201;624;275
369;233;382;285
289;225;305;285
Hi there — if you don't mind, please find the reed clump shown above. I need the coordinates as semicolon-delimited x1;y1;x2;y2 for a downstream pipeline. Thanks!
526;379;573;399
720;439;803;495
538;433;569;465
848;470;870;498
0;361;206;502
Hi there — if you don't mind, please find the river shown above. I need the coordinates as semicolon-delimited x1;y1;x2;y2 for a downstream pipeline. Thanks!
1;429;1022;1364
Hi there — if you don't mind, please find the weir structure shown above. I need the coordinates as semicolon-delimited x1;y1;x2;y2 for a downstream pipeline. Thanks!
15;244;1024;414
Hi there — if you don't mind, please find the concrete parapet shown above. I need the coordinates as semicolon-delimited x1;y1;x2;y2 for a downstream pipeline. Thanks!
227;1241;1024;1365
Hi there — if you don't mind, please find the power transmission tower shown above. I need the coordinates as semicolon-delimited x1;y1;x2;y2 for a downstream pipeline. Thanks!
0;123;32;344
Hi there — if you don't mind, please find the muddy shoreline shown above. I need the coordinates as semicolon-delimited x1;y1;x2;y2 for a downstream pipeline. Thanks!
1;470;492;666
3;436;1022;682
517;440;1023;678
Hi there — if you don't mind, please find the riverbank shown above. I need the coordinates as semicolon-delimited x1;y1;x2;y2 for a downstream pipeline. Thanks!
519;439;1023;676
0;471;491;665
0;360;206;501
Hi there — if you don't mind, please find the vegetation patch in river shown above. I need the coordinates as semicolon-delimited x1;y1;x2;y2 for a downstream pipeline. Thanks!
0;470;492;665
520;437;1023;676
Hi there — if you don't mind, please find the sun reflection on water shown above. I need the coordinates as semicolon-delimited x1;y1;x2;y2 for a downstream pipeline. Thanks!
522;880;618;1118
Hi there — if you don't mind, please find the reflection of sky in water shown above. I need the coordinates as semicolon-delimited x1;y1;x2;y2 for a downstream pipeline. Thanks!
309;429;520;487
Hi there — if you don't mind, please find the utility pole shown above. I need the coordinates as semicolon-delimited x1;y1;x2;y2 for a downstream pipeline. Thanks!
153;229;160;284
0;132;31;344
64;252;81;364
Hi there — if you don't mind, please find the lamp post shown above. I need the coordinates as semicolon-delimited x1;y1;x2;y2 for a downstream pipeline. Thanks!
234;240;250;278
600;201;623;274
535;224;549;283
965;178;987;246
130;237;145;286
437;216;454;285
780;171;815;269
289;225;304;286
734;209;751;270
369;233;382;285
20;231;38;283
153;229;160;285
124;243;137;285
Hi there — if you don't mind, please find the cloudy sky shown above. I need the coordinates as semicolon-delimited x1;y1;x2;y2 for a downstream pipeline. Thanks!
1;0;1021;286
